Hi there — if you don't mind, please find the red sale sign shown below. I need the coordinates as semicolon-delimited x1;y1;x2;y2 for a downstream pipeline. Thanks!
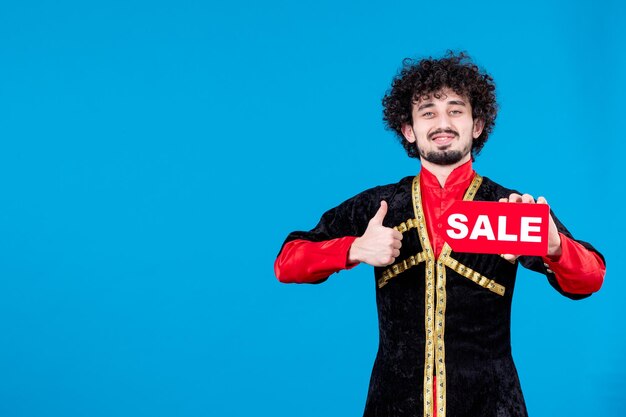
442;201;550;256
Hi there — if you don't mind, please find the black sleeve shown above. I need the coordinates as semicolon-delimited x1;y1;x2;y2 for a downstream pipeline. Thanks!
278;188;378;251
275;187;383;284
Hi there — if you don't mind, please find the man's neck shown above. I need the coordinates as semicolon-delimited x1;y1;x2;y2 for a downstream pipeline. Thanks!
420;155;472;188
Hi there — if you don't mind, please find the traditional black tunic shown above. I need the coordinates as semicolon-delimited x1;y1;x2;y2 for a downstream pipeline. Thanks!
280;174;604;417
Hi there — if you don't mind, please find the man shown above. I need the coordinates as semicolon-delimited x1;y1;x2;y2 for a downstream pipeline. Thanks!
274;52;605;417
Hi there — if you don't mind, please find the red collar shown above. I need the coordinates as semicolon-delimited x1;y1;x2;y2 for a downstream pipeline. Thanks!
420;160;475;189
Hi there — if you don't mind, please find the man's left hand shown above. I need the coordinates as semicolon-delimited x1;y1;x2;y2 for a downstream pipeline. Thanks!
498;193;562;262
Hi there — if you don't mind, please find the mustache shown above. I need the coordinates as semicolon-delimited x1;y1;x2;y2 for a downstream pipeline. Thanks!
428;129;458;140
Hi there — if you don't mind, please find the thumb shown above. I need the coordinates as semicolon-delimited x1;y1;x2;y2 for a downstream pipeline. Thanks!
370;200;388;225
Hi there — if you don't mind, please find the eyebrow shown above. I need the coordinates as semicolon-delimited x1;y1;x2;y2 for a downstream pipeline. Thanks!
417;103;435;111
417;100;467;112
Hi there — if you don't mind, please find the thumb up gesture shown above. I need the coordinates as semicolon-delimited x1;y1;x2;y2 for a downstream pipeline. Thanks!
348;201;403;267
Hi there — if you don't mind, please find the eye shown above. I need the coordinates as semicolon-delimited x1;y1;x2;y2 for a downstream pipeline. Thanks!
450;110;462;115
422;112;434;118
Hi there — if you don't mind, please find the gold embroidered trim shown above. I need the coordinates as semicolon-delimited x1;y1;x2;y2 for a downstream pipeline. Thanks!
393;218;419;233
413;173;483;417
443;257;506;296
375;218;423;288
435;244;452;416
464;175;482;201
412;174;436;417
377;251;427;288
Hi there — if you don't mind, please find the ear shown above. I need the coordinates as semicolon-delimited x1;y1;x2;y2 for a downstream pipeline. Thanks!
401;123;416;143
472;118;485;139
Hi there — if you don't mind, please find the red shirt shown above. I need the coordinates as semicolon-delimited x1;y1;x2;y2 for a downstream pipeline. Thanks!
275;161;605;294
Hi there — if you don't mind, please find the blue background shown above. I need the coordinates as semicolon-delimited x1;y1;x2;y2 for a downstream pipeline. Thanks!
1;1;624;416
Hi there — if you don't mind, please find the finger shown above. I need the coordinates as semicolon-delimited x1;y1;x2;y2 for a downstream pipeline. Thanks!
392;239;402;249
370;200;388;225
508;193;522;203
521;194;535;204
392;230;403;240
501;253;520;262
537;196;548;205
499;197;508;203
392;249;400;258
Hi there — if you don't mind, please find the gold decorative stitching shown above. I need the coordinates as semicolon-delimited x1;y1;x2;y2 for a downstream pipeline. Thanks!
377;251;427;288
436;244;451;416
443;257;506;296
412;174;436;417
393;218;419;233
376;218;427;288
413;173;483;417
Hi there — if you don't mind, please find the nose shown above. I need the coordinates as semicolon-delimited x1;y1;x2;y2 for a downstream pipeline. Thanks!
435;112;453;129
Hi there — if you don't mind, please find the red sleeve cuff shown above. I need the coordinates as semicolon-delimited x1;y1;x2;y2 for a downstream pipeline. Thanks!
541;233;605;294
275;237;360;283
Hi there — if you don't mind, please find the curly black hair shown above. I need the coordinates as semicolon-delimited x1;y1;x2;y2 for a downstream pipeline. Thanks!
382;51;498;159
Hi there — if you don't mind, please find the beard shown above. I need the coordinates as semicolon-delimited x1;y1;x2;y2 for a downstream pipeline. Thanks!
417;135;472;165
413;127;473;166
418;147;467;165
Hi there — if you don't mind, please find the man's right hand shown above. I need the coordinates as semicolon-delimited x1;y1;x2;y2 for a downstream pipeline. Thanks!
348;200;403;267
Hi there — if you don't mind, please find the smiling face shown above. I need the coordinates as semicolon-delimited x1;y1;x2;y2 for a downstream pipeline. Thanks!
401;88;484;167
